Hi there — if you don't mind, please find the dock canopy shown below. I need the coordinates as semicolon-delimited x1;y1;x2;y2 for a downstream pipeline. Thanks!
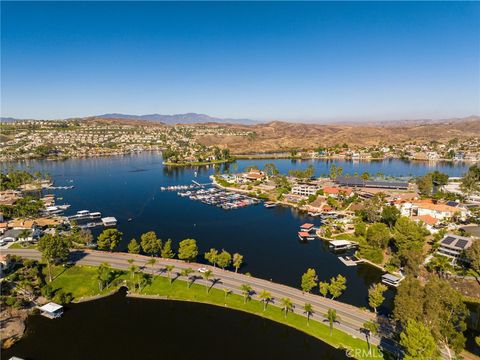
101;217;117;226
39;302;63;318
329;240;352;247
298;232;311;237
300;223;314;230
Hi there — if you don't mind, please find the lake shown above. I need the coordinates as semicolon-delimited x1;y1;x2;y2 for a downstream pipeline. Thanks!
1;288;348;360
1;153;470;311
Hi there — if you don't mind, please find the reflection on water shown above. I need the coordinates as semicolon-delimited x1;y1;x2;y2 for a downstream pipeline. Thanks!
2;289;348;360
0;153;470;310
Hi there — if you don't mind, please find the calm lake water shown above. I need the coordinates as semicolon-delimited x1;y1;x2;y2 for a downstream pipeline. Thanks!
2;289;348;360
1;154;472;359
1;153;470;309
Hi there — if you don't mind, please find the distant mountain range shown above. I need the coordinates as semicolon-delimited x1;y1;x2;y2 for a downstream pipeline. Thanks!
94;113;260;125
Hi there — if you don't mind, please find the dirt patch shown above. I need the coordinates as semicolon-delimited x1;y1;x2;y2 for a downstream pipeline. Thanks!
448;277;480;299
0;308;28;349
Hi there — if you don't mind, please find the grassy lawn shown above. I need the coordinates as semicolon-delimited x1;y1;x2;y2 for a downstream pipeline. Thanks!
48;265;126;300
45;265;383;359
138;276;382;360
8;242;37;249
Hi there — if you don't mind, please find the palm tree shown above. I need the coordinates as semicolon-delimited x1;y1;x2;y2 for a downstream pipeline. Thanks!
180;268;194;288
202;270;213;293
146;258;156;275
324;308;340;336
165;265;175;285
223;287;232;305
361;321;379;354
280;297;293;318
303;303;314;326
240;284;252;304
258;289;273;311
429;255;452;278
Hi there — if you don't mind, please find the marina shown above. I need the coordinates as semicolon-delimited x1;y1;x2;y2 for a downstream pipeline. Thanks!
177;187;260;210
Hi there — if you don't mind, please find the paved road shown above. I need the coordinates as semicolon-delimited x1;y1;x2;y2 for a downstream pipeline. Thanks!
4;248;400;355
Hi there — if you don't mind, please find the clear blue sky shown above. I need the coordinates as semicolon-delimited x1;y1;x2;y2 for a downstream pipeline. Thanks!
1;1;479;122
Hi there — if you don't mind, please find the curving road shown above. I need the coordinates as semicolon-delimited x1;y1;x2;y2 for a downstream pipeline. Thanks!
3;248;400;355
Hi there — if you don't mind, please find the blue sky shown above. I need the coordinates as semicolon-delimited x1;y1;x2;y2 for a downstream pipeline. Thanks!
1;1;479;122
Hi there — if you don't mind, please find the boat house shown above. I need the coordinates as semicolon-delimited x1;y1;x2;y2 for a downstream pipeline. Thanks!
101;217;117;227
381;273;404;287
328;240;357;251
39;302;64;319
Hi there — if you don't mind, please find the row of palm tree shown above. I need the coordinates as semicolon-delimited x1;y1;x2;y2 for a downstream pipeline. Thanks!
129;260;346;336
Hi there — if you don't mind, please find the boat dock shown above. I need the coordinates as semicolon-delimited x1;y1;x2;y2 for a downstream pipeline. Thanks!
177;187;259;210
338;255;363;266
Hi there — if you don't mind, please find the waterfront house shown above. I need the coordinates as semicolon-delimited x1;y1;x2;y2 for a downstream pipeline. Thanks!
413;201;467;220
291;184;319;196
436;234;474;264
39;302;64;319
322;186;353;198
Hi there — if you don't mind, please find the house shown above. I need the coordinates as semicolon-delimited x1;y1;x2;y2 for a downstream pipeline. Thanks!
0;254;12;277
322;186;353;198
413;201;467;220
412;215;440;233
39;302;64;319
291;184;319;197
436;234;474;264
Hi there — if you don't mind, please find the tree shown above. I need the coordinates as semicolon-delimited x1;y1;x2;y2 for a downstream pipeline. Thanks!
393;216;428;253
165;265;175;285
303;303;314;326
324;308;339;335
461;165;480;194
180;268;194;288
381;205;401;229
240;284;252;303
362;321;379;354
366;222;390;249
400;319;440;360
280;297;293;318
127;239;141;254
178;239;198;262
329;275;347;299
319;281;329;297
428;255;453;278
160;239;175;258
140;231;161;257
38;234;71;282
393;277;424;327
423;277;468;357
263;163;279;177
301;268;318;293
204;248;218;267
146;258;157;274
96;262;112;291
201;269;213;293
222;287;232;304
258;290;273;311
466;240;480;274
97;229;123;252
354;221;367;238
368;283;387;313
216;250;232;269
232;253;244;273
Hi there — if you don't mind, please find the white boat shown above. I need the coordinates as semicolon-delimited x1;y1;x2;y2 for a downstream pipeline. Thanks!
90;212;102;219
264;201;277;208
87;222;96;228
77;210;90;216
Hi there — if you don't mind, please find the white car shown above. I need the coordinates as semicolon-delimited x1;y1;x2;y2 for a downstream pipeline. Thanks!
197;267;208;273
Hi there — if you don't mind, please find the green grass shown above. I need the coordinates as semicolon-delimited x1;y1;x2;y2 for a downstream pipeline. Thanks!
48;265;126;300
47;265;383;359
138;276;382;360
9;242;37;249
